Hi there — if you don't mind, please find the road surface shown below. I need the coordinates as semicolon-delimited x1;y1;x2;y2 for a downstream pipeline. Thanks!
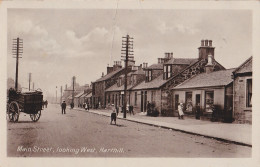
7;104;251;157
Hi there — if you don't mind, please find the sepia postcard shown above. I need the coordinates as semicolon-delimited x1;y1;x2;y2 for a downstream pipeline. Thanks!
0;0;260;167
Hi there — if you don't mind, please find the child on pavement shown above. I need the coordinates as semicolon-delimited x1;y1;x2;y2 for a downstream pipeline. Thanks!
110;104;117;125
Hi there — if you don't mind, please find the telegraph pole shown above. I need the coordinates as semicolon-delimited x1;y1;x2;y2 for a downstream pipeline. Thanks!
72;76;75;104
28;73;32;91
12;38;23;91
64;76;76;105
121;34;134;118
56;86;57;103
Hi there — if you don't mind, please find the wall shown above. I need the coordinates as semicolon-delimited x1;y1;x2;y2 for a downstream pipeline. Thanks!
214;88;225;110
129;89;161;113
173;88;225;114
233;76;252;124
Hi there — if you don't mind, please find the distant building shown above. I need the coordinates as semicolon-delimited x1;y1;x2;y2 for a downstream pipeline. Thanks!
92;61;129;109
105;64;145;109
232;56;252;124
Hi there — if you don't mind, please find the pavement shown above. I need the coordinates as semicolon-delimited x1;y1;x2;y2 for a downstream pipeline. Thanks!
74;107;252;147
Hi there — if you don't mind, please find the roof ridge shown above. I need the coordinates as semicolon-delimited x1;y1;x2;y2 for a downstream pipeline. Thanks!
233;56;253;74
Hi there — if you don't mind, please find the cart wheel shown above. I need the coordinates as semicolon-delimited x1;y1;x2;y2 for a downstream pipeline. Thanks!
7;101;20;122
30;110;41;122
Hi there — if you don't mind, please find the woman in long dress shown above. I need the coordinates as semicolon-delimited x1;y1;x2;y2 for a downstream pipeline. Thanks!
178;103;184;119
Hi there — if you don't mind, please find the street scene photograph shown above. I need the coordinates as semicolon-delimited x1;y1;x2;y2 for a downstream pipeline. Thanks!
5;3;254;159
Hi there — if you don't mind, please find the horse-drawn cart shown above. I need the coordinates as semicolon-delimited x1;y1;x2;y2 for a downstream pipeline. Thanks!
7;88;43;122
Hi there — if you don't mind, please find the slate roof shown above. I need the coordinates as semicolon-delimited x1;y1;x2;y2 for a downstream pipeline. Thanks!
173;69;235;89
93;68;124;83
85;92;92;98
233;56;252;74
145;63;163;70
164;58;198;65
131;74;166;90
132;69;145;75
74;91;85;98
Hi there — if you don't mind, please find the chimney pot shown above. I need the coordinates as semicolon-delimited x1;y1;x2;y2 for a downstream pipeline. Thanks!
205;40;209;46
201;40;204;46
209;40;212;47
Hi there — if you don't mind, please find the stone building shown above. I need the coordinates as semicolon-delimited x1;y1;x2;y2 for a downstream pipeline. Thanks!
92;61;131;109
232;56;252;124
130;40;225;115
105;64;145;109
172;68;234;120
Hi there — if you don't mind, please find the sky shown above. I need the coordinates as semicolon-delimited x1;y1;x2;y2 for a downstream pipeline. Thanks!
7;8;252;97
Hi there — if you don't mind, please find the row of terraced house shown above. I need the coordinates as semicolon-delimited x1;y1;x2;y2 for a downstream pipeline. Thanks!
87;39;252;124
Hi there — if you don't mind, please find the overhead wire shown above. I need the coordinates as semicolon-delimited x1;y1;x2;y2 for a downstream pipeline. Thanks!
109;0;120;66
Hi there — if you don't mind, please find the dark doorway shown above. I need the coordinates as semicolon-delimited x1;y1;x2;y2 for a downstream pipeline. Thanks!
195;94;201;119
115;94;118;108
141;91;143;112
175;94;179;110
144;91;147;112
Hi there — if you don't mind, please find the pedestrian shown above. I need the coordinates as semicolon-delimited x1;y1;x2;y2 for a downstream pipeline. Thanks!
85;102;89;111
127;103;129;113
178;103;184;119
87;102;90;111
110;104;117;125
42;100;45;109
129;105;134;115
61;101;66;114
116;106;119;116
45;100;48;108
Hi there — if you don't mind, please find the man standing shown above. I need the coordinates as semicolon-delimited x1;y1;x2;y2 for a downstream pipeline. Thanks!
45;100;48;108
61;101;66;114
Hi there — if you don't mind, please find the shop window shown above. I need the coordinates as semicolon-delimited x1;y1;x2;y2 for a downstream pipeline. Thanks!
185;92;193;112
247;79;252;107
205;91;214;112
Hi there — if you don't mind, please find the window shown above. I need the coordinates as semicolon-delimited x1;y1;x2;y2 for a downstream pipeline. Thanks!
145;71;148;82
108;95;110;103
145;70;153;82
205;91;214;112
151;91;155;102
247;79;252;107
112;94;114;104
148;70;152;81
135;92;137;105
175;94;179;110
163;65;172;80
185;92;193;112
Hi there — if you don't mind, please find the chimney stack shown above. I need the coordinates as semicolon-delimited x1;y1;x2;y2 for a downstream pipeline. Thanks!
101;72;104;77
143;62;148;68
205;54;214;74
198;39;215;60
